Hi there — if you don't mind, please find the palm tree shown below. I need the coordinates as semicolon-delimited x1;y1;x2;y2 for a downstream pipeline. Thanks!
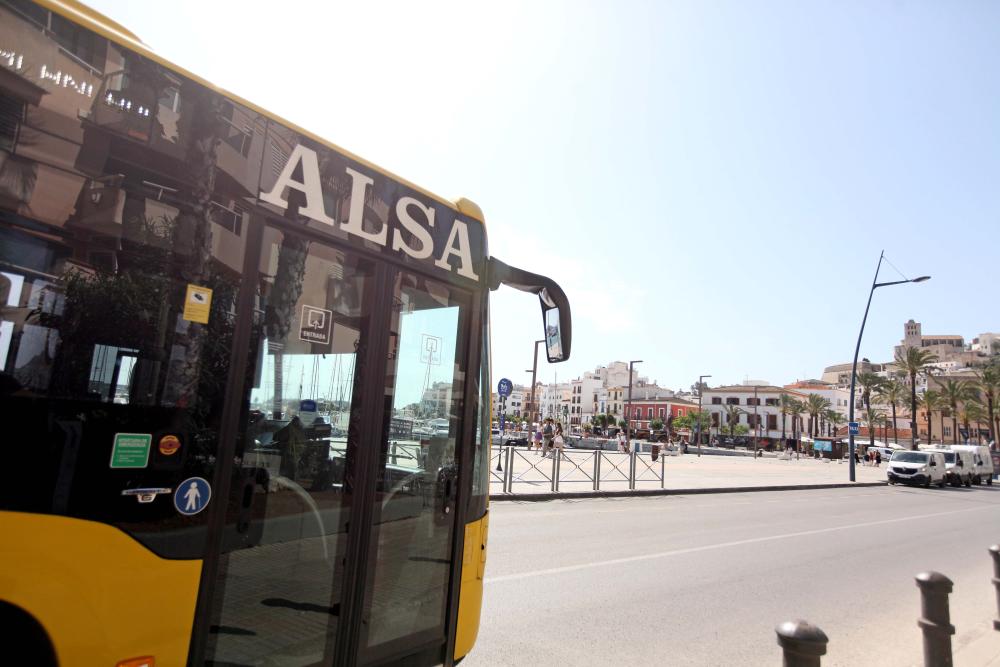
856;372;884;450
875;378;906;445
724;404;743;437
976;362;1000;447
992;387;1000;450
919;390;943;445
805;394;831;438
826;410;845;438
787;399;805;451
779;394;794;443
958;400;986;444
865;408;885;446
939;379;975;445
895;346;938;449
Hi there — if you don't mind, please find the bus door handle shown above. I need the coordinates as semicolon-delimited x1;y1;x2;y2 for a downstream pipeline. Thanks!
435;464;458;525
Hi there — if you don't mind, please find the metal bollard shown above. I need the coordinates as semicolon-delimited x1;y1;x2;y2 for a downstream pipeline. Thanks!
775;619;827;667
915;571;954;666
505;446;514;493
990;545;1000;632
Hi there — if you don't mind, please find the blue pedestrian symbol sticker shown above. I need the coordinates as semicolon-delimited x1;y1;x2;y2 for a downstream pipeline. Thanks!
174;477;211;516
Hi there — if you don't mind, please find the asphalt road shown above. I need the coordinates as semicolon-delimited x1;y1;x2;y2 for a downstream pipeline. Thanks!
464;484;1000;666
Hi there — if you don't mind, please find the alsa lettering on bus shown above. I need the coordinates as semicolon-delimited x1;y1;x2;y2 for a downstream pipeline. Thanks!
259;145;480;281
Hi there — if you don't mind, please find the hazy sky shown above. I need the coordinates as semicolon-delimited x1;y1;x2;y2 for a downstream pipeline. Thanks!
90;0;1000;391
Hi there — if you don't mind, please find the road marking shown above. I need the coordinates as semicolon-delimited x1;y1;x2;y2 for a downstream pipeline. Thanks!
484;504;997;584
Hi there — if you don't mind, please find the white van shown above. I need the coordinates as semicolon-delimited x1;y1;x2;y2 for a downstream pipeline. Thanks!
887;450;946;488
950;445;995;486
933;449;974;487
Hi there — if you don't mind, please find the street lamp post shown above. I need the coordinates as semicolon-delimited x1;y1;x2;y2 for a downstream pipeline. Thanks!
753;385;760;458
848;251;929;482
697;374;712;457
626;360;643;452
527;339;544;434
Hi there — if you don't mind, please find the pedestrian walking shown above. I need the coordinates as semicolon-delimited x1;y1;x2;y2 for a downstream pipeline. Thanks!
875;450;882;467
617;429;626;453
533;429;542;452
553;423;566;459
542;418;554;456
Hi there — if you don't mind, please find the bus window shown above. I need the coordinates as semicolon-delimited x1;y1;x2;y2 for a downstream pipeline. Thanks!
361;272;470;661
205;230;373;665
469;298;491;517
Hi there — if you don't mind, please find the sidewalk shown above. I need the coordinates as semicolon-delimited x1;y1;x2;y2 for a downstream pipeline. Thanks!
490;448;889;499
953;622;1000;666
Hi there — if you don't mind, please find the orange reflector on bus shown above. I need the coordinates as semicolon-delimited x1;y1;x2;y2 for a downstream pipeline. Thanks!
116;657;154;667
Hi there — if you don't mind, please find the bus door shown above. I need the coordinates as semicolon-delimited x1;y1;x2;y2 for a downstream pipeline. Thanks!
203;228;370;665
357;271;470;665
202;228;471;666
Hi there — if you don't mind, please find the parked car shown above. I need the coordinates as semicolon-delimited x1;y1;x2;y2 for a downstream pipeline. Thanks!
504;432;531;448
864;445;899;462
933;449;974;487
887;450;946;488
950;445;995;485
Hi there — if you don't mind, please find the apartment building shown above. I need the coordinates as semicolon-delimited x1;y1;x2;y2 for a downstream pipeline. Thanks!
623;397;697;432
702;383;809;442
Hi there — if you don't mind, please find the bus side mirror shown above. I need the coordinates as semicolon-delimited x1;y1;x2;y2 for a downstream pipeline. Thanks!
488;257;572;363
539;293;570;363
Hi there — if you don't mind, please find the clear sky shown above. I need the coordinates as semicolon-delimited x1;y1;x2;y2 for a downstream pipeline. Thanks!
89;0;1000;391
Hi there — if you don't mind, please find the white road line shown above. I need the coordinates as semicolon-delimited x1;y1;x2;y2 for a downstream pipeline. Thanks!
484;504;997;584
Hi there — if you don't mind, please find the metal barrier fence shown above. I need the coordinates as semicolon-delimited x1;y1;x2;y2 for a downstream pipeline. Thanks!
491;446;665;494
388;441;421;467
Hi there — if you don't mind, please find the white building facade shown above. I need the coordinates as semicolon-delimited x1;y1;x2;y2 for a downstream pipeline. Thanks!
702;383;810;441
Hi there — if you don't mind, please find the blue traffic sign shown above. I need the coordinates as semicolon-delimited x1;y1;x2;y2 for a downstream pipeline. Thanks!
174;476;211;516
497;378;513;398
848;422;860;436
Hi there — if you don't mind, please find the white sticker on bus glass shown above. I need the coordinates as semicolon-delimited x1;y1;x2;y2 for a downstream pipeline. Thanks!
299;305;332;346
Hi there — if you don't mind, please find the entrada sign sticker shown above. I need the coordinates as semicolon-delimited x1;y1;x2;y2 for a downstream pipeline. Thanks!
299;304;332;346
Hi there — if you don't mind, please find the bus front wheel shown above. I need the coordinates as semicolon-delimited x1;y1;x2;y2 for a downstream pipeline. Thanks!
0;601;57;667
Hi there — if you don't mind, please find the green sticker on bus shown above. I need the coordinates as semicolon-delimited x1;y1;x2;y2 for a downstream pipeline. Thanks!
110;433;152;469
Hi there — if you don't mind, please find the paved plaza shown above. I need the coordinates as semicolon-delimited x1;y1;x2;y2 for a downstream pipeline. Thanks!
490;446;890;495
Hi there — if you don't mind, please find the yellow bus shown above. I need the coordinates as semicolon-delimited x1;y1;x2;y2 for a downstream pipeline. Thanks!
0;1;572;664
